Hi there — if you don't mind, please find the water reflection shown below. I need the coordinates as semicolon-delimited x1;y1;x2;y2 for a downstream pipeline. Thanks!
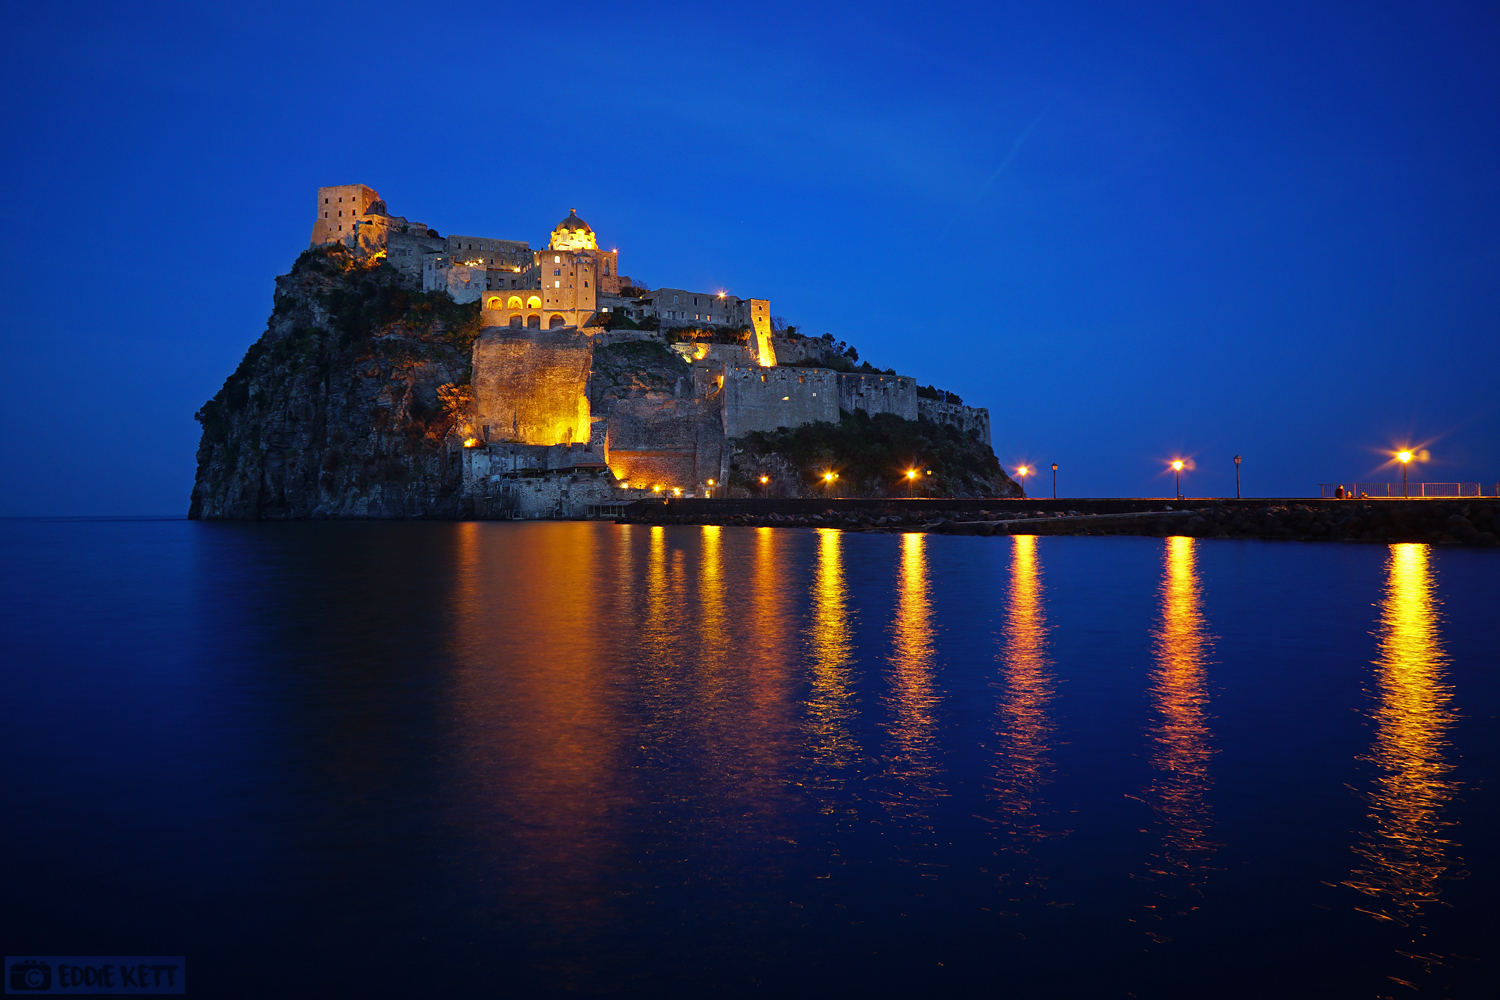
447;524;628;933
804;530;858;796
880;532;944;829
1143;536;1217;874
990;535;1061;847
1345;544;1461;930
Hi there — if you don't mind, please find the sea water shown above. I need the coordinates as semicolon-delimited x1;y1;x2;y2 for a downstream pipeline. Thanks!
2;519;1496;997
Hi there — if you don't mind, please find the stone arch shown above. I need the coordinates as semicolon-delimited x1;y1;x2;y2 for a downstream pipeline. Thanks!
507;295;523;309
548;314;567;329
509;315;523;328
486;296;502;309
526;314;541;329
526;295;542;309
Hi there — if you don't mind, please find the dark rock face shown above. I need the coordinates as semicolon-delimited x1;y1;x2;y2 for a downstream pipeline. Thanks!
189;246;480;519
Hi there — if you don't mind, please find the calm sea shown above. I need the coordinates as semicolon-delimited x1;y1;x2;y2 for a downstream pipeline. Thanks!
2;520;1496;998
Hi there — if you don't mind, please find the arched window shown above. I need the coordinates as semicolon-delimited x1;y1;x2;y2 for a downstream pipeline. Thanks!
509;315;523;328
486;297;501;309
527;296;542;309
526;314;541;329
507;296;522;309
548;314;567;329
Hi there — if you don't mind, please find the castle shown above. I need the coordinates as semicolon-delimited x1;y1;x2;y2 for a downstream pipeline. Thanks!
310;185;990;516
312;185;772;363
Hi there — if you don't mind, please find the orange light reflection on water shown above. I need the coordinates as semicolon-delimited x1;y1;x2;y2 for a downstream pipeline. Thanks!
805;529;857;780
991;534;1062;846
1144;536;1217;872
1345;543;1461;924
881;532;943;826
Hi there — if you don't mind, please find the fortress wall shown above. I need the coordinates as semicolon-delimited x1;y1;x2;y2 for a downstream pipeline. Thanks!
723;365;839;439
426;264;486;302
918;398;992;446
387;229;444;284
460;458;628;518
837;372;917;420
768;336;836;366
445;234;531;270
472;327;593;445
605;396;722;488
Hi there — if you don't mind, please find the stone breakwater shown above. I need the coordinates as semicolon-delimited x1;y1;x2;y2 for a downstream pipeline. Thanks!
620;500;1500;546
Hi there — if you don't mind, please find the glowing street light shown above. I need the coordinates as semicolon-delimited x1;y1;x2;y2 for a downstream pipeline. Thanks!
906;468;919;497
1051;463;1058;499
1016;465;1029;494
1172;460;1184;499
822;471;839;498
1398;450;1413;497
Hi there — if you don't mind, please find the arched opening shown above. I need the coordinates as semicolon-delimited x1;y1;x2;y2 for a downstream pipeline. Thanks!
509;315;523;328
507;296;523;309
486;296;501;310
548;314;567;329
526;295;542;309
526;314;541;329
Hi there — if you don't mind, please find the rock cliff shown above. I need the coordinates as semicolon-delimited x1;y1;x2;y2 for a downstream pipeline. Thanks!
189;245;479;519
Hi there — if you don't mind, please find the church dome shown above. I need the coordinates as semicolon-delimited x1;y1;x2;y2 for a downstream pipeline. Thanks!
555;208;592;234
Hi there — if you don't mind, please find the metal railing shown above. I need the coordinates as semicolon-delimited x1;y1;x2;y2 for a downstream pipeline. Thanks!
1319;483;1489;499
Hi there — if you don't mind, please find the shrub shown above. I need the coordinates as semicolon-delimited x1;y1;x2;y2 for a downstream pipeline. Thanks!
739;408;1002;496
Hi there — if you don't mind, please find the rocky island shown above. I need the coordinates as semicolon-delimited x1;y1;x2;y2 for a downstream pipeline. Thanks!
190;192;1015;519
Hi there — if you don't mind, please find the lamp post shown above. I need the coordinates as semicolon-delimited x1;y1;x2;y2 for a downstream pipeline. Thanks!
1017;465;1029;495
1172;460;1184;499
823;471;838;498
906;468;918;498
1234;455;1241;499
1398;451;1412;497
1051;463;1058;498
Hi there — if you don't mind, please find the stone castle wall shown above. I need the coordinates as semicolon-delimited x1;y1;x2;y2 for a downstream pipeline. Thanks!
722;365;839;439
604;396;724;489
837;372;918;420
917;398;992;446
472;327;593;445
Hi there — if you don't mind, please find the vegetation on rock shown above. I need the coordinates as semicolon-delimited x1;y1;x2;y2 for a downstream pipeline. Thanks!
732;408;1018;499
190;244;479;519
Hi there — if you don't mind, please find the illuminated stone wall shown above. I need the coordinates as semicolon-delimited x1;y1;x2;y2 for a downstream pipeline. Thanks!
722;365;839;439
445;234;532;270
604;396;724;490
481;250;599;329
837;372;918;421
309;184;379;246
472;327;594;445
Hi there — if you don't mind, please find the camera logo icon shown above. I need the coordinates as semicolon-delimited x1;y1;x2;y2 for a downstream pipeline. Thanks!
9;959;51;991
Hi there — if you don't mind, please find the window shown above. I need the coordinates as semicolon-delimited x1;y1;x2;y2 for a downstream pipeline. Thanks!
555;280;561;288
673;295;679;304
554;255;561;264
554;269;561;276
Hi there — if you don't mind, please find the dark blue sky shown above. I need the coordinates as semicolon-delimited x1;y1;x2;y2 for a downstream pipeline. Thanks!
2;1;1496;513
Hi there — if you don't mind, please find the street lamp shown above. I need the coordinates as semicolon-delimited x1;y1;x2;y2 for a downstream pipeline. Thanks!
1051;463;1058;499
1398;450;1412;497
823;471;838;498
1234;455;1241;499
1172;460;1184;499
1016;465;1029;495
906;468;919;498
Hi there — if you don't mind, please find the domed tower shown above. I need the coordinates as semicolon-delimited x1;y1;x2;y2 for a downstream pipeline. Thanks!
548;208;597;251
